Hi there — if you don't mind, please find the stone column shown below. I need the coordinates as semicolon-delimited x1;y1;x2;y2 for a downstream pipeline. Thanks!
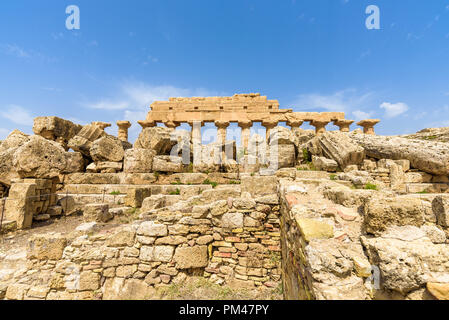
116;121;131;142
215;120;230;146
164;121;180;130
238;120;252;151
287;120;304;132
262;120;278;142
190;121;203;145
333;120;354;133
137;120;157;129
91;122;111;131
311;120;330;135
357;119;380;135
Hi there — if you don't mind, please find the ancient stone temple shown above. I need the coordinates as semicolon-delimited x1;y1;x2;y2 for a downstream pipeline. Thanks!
138;93;348;149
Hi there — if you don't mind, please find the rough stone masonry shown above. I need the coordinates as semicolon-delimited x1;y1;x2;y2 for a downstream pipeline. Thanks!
0;93;448;300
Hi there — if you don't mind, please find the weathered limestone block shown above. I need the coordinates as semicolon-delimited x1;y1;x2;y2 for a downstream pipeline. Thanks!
141;195;166;212
33;116;82;149
364;196;425;235
351;134;449;176
312;156;338;172
137;221;168;237
269;144;296;169
194;144;222;173
83;203;113;223
134;127;177;155
269;126;299;146
241;176;278;197
222;212;244;229
0;130;30;152
152;155;183;173
170;173;208;184
103;278;156;300
123;148;156;173
173;246;208;269
293;129;315;145
296;218;334;242
312;131;365;169
432;195;449;227
79;271;101;291
90;135;125;162
4;182;36;229
427;283;449;300
13;135;84;179
57;196;79;216
153;246;174;262
68;124;106;157
106;228;136;247
362;236;449;295
124;187;151;208
27;233;67;260
95;161;123;173
200;187;241;202
238;155;260;174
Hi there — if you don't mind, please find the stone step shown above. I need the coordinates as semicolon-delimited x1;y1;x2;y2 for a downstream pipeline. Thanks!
60;184;213;195
56;193;127;206
296;171;331;179
405;183;449;194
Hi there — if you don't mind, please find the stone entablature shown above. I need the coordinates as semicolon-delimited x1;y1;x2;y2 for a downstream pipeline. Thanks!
140;93;346;130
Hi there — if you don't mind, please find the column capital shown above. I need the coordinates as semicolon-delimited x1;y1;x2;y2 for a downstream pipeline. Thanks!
91;121;112;130
333;119;354;132
117;120;132;129
357;119;380;135
262;120;278;128
215;120;230;129
138;120;157;129
164;121;180;129
310;120;330;135
238;120;253;129
287;120;304;128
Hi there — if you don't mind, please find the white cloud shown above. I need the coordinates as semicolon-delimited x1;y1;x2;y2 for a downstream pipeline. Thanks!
85;82;226;143
87;100;131;110
352;110;374;120
291;89;374;117
380;102;409;118
2;44;30;58
0;105;34;126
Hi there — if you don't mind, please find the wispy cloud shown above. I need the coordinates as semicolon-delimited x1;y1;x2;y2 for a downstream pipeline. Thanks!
85;82;226;142
352;110;374;120
291;89;374;115
1;44;31;58
0;105;34;126
380;102;409;118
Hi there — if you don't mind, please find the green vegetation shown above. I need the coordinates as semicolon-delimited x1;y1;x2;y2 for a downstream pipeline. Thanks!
229;180;241;185
170;181;183;185
109;191;121;196
154;171;160;180
329;174;337;181
170;188;181;195
364;183;378;190
203;179;218;188
417;189;430;194
302;148;311;163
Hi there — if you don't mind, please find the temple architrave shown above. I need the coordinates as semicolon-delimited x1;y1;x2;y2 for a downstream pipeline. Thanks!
138;93;378;150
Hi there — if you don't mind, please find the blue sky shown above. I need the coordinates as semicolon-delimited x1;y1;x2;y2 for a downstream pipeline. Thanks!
0;0;448;143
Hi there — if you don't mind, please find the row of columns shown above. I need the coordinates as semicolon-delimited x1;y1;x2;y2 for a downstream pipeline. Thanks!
91;121;132;143
132;118;380;150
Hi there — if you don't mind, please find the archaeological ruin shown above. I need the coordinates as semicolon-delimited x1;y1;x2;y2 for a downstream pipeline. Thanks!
0;93;448;300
